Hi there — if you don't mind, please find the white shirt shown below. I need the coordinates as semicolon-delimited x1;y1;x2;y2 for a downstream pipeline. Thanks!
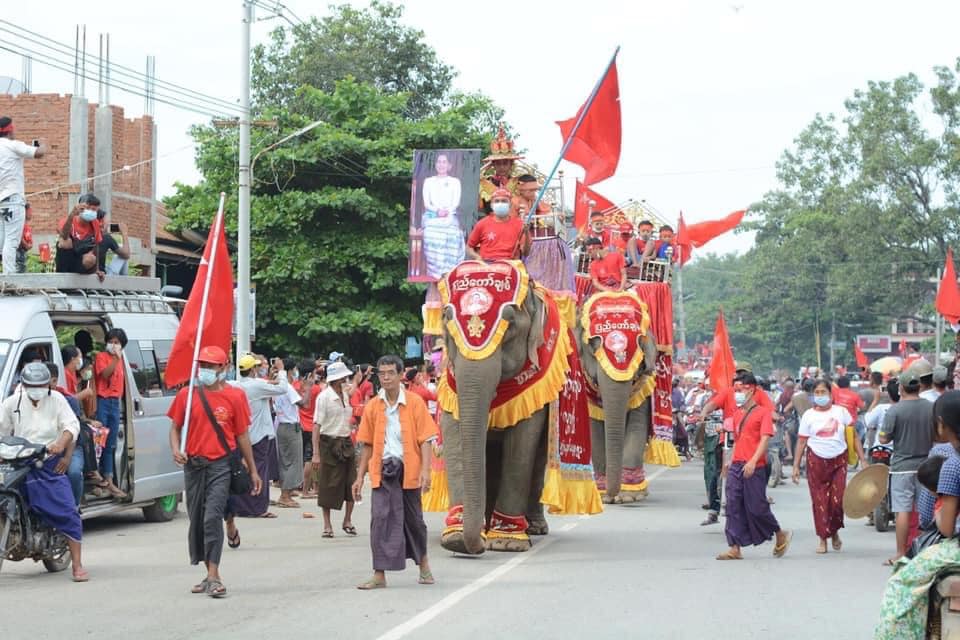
422;174;461;222
799;405;853;459
920;389;942;403
230;375;289;444
0;389;79;447
313;385;352;438
0;138;36;202
273;378;302;425
380;387;406;460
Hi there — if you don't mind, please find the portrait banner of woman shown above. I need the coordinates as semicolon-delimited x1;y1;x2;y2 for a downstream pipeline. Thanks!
408;149;482;282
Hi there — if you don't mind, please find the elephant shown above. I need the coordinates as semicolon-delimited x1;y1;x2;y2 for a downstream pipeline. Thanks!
437;262;570;555
576;292;659;504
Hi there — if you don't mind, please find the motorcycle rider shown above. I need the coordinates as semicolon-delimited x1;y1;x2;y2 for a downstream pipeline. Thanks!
0;362;86;581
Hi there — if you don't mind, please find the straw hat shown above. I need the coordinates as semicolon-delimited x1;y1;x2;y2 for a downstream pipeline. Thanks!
843;464;890;519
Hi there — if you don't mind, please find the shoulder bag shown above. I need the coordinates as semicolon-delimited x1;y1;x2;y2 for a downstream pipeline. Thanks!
197;386;252;496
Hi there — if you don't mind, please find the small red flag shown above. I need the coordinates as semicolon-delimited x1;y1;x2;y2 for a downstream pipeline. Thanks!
556;59;621;185
676;210;745;260
708;309;736;393
165;209;235;388
677;212;692;266
936;248;960;325
853;339;868;369
899;339;907;356
574;180;617;228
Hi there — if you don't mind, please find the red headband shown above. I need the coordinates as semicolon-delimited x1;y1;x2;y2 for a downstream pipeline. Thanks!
0;123;13;134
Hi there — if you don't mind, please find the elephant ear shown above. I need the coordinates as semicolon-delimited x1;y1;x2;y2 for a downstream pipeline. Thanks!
525;292;546;369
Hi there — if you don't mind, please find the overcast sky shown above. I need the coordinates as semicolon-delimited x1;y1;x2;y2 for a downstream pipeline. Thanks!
2;0;960;257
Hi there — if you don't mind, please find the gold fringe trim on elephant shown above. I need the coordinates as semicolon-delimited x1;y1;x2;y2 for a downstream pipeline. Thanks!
422;303;443;336
586;374;657;422
542;468;604;515
421;468;449;512
553;292;577;330
620;481;649;493
644;438;681;468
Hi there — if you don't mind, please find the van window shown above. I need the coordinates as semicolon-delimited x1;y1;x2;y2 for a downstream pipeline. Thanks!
125;340;155;396
8;341;54;397
152;340;177;395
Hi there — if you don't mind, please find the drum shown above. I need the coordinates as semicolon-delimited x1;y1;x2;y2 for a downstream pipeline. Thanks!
575;248;593;275
528;213;558;239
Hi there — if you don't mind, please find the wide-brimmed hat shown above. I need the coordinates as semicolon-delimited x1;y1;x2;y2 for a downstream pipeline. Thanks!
483;124;523;162
325;361;352;383
843;464;890;519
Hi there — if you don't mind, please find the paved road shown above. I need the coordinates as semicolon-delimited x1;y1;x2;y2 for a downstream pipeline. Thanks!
2;459;891;639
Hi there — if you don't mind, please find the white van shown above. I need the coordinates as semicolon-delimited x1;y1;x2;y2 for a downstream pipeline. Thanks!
0;273;185;522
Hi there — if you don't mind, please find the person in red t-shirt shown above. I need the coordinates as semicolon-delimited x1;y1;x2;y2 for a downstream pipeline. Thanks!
294;359;324;498
168;345;259;598
832;375;865;420
404;368;437;404
717;373;792;561
585;237;626;291
93;327;128;498
466;188;528;261
56;196;104;277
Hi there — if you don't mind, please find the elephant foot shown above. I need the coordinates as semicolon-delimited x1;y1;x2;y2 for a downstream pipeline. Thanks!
619;491;647;504
486;531;533;552
526;520;549;536
602;493;616;504
441;527;486;556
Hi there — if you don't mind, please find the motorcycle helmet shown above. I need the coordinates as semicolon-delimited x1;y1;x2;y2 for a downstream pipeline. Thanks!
20;362;51;387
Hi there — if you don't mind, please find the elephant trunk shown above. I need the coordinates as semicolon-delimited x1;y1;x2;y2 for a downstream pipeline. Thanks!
598;370;631;497
456;358;502;554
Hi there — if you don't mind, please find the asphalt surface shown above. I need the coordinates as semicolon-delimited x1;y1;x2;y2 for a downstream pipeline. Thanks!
2;459;892;639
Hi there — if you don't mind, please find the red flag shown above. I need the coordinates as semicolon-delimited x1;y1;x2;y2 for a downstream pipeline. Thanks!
708;309;736;393
165;210;235;388
574;180;616;228
899;339;907;356
676;212;692;266
556;58;621;185
853;339;868;369
936;248;960;324
676;210;745;259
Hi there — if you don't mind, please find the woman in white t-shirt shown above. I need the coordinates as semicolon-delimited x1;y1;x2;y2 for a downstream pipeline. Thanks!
792;379;865;554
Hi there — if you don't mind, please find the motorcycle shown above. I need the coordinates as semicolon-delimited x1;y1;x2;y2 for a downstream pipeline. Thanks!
867;443;894;532
0;436;72;575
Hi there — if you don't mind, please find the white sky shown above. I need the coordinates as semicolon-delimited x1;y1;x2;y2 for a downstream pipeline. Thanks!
2;0;960;257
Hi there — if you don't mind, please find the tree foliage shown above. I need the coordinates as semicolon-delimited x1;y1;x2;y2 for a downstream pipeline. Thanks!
682;62;960;374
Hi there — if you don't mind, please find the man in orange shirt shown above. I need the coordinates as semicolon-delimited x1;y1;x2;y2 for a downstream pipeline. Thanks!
353;354;438;589
466;188;529;261
586;237;626;292
94;328;128;498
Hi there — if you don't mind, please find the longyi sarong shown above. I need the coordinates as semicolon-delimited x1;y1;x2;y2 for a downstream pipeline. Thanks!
183;455;231;566
724;461;780;547
276;422;303;491
806;449;846;539
231;437;271;517
316;435;356;510
524;237;575;292
370;457;428;571
423;217;464;280
22;455;82;542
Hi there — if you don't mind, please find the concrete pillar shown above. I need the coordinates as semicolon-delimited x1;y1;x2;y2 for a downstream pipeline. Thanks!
149;121;158;275
68;96;89;199
94;105;112;213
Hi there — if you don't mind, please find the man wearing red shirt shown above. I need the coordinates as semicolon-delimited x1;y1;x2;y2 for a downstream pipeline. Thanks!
718;373;792;561
94;328;128;498
168;345;259;598
466;188;528;261
585;237;626;292
294;360;324;498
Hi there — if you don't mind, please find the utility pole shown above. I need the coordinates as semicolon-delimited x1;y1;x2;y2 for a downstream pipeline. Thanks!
936;267;944;366
676;250;687;361
829;315;836;373
237;1;253;363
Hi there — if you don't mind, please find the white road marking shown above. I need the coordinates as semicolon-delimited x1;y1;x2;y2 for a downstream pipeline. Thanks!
376;463;676;640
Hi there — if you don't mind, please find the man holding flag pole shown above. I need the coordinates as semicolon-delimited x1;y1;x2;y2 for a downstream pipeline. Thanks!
165;193;261;598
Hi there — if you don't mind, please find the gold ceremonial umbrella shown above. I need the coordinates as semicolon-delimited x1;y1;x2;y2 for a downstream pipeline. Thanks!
870;356;903;375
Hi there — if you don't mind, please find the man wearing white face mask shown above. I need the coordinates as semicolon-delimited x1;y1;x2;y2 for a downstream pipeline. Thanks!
0;362;87;581
466;188;528;261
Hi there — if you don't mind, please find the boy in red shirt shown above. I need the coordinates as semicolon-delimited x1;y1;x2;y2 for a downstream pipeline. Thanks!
718;372;792;560
168;345;259;598
585;237;626;291
466;188;529;261
94;328;128;498
294;359;324;498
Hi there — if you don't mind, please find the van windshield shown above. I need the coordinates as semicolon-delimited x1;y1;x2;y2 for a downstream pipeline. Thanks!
0;340;10;378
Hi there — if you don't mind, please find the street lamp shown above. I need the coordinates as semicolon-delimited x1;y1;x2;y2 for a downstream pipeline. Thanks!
236;118;325;362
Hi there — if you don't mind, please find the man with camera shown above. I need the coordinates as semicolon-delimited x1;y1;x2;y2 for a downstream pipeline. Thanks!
0;116;46;274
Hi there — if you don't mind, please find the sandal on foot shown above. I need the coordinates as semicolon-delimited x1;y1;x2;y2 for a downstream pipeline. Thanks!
357;578;386;590
227;529;241;549
716;551;743;560
275;501;300;508
72;568;90;582
832;536;842;552
191;578;210;594
258;512;278;518
342;524;357;536
773;530;793;558
418;570;435;585
207;579;227;598
322;530;334;538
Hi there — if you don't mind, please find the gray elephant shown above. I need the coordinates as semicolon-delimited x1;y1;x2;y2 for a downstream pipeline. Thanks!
436;261;571;555
577;291;658;503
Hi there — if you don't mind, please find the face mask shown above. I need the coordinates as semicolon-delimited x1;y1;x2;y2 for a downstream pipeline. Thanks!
81;369;93;381
813;395;830;407
292;370;300;381
492;202;510;217
80;209;98;222
106;343;119;354
734;392;747;407
75;357;83;370
197;369;218;387
26;388;47;402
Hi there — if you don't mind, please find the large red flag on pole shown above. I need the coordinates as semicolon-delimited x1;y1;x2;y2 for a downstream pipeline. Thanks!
676;210;746;266
708;309;736;393
936;248;960;324
574;180;617;228
556;57;622;186
166;193;234;389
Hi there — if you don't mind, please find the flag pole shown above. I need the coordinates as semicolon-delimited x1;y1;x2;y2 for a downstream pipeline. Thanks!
524;46;620;226
179;192;228;452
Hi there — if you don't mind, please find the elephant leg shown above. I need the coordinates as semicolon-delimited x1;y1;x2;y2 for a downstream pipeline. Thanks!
525;420;549;536
620;402;651;503
485;435;504;525
591;418;616;503
488;410;547;552
439;412;481;554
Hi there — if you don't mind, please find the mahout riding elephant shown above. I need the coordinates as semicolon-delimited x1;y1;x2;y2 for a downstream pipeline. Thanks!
577;291;658;503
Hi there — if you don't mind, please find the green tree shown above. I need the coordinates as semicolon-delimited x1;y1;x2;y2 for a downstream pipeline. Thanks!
165;79;501;359
252;1;455;119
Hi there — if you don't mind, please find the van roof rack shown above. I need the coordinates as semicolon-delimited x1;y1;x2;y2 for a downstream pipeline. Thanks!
0;274;173;314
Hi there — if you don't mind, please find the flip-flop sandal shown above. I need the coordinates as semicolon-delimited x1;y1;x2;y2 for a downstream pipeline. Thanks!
883;557;899;566
342;524;357;536
72;568;90;583
773;530;793;558
207;579;227;598
228;530;241;549
418;570;435;585
832;537;842;552
275;501;300;508
716;551;743;560
258;512;278;518
191;578;210;594
357;578;386;590
322;530;334;538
